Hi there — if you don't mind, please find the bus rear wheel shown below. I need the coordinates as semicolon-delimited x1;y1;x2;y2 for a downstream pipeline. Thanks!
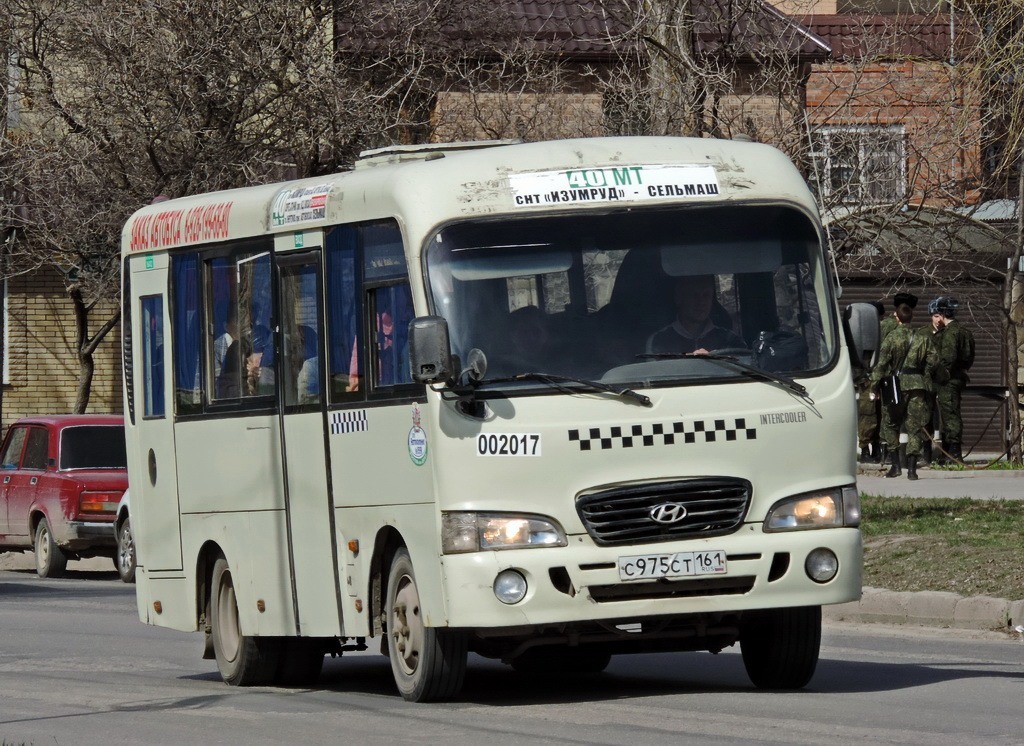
385;548;467;702
739;606;821;689
210;557;279;686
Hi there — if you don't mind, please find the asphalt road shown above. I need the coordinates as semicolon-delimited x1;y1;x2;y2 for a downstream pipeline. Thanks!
1;564;1022;745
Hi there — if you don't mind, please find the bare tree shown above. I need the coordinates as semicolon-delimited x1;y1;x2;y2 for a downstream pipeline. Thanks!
0;0;485;412
957;0;1024;460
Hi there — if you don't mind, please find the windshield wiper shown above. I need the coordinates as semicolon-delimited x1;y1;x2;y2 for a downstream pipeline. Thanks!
482;371;652;407
637;353;809;398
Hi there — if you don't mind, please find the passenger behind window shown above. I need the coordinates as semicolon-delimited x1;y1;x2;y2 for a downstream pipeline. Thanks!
251;324;274;395
646;275;745;356
215;333;252;399
296;325;320;403
511;305;551;371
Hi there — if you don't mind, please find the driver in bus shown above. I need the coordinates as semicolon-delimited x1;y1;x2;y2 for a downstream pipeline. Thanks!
645;274;744;356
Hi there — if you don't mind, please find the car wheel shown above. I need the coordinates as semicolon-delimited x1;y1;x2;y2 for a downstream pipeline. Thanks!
386;548;467;702
34;518;68;579
210;557;279;686
115;518;137;583
740;606;821;689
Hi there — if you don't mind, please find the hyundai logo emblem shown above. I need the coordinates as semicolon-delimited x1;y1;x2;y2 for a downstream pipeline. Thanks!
650;502;688;524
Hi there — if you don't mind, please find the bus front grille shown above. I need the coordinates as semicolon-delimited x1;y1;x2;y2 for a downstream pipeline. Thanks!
576;478;751;546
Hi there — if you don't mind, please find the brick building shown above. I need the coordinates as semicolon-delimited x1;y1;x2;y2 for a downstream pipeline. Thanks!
1;269;122;429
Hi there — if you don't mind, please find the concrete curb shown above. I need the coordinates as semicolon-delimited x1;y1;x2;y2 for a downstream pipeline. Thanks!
824;586;1024;633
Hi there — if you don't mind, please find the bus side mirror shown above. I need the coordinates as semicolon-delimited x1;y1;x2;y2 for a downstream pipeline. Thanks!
843;302;880;370
408;316;454;385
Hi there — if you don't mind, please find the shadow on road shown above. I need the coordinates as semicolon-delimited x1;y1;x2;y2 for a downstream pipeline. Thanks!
297;648;1024;705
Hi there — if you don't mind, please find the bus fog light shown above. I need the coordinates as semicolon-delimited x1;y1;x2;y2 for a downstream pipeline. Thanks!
493;570;528;604
805;548;839;583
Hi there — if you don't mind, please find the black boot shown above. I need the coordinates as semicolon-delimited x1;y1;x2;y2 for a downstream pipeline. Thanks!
860;446;871;463
907;455;918;481
885;452;901;478
878;443;889;467
949;442;962;463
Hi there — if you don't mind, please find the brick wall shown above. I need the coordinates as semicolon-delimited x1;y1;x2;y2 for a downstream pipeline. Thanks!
807;59;983;206
3;267;122;431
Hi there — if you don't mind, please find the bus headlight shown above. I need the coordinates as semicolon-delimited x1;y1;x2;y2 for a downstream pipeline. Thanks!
442;512;567;554
764;485;860;532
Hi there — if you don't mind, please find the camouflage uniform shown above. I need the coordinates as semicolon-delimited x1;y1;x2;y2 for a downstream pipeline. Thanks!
935;319;975;447
874;314;901;454
856;373;879;451
871;324;938;457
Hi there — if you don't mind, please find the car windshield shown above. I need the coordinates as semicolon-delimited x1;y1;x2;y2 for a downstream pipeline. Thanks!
59;425;128;470
425;204;836;393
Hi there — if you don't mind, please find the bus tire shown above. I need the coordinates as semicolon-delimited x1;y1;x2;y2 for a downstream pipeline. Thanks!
511;645;612;675
34;518;68;578
210;557;279;686
740;606;821;689
385;548;467;702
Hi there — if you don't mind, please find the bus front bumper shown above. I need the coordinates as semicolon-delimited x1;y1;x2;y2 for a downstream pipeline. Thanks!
440;527;862;629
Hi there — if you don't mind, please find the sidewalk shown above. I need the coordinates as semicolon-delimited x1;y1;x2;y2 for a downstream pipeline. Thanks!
824;462;1024;634
857;461;1024;501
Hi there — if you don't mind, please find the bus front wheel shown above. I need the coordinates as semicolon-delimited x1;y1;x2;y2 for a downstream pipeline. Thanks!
739;605;821;689
210;557;279;686
385;548;467;702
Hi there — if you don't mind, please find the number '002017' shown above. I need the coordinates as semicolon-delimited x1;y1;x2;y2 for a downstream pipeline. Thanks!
476;433;541;456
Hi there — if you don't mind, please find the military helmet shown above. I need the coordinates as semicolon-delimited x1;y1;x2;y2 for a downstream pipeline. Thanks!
928;296;959;317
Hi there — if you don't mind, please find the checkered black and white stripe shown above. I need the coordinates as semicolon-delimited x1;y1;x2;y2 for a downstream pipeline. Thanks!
567;418;756;451
330;410;368;435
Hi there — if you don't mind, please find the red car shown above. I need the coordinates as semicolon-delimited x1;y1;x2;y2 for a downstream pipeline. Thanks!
0;415;127;577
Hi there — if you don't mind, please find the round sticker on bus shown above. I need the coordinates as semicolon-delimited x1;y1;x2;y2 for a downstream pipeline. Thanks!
408;404;428;465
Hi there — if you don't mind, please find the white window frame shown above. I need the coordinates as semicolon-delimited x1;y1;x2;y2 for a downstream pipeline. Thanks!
810;125;907;206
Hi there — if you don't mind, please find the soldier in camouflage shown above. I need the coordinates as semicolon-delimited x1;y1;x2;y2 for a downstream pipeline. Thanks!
856;301;885;461
931;297;975;462
875;291;917;466
870;302;938;480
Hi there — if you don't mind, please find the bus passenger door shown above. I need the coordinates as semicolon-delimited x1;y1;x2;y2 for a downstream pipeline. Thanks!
274;240;343;637
128;255;183;572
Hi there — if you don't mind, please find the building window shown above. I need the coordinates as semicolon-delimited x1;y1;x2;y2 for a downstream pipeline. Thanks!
810;126;907;205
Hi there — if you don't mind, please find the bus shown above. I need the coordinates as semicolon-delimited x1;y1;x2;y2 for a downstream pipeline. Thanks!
121;136;878;702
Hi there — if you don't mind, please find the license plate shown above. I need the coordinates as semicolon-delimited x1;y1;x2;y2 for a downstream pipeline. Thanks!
617;550;728;581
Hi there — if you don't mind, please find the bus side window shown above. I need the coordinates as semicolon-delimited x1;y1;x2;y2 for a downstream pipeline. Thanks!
371;283;414;387
326;226;362;401
279;262;321;408
361;220;417;395
141;295;165;417
207;250;272;402
172;253;203;414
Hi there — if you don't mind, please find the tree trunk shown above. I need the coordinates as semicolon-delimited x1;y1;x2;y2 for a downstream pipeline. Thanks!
1008;162;1024;462
71;288;93;414
642;0;703;136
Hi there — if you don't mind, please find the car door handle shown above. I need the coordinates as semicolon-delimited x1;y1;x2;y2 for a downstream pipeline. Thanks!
3;476;10;484
30;477;38;485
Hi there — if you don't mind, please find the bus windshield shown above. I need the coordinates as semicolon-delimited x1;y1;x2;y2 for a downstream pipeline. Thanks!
425;204;836;391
